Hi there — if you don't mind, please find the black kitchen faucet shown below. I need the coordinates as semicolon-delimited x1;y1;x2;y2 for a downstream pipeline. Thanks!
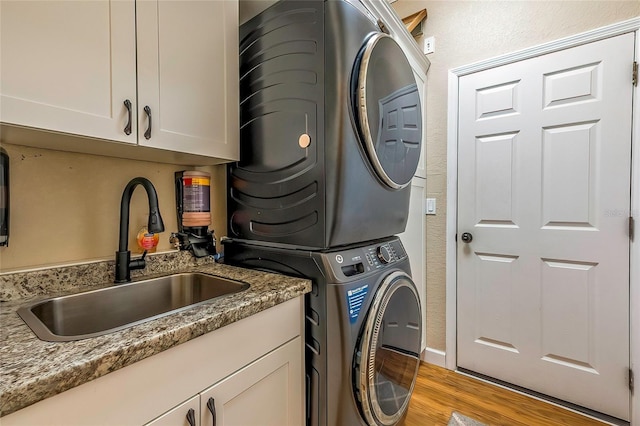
115;177;165;283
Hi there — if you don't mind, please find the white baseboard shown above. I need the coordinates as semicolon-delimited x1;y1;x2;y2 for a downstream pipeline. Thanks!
421;347;446;367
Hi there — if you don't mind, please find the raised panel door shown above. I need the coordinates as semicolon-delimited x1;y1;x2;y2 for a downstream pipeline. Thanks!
136;0;239;160
457;33;633;420
0;0;137;143
200;338;303;426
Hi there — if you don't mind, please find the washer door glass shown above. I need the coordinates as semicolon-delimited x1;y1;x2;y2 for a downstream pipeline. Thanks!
354;33;422;190
355;271;422;425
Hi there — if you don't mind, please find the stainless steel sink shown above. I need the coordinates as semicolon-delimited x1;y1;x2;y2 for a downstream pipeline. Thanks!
17;273;250;342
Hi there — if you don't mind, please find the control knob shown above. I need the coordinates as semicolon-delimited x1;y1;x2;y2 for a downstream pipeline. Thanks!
377;245;393;264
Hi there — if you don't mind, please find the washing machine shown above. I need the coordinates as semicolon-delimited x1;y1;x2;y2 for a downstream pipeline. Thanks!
223;236;422;426
228;0;422;249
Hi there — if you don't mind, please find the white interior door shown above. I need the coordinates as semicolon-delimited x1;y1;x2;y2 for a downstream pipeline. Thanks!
457;33;634;421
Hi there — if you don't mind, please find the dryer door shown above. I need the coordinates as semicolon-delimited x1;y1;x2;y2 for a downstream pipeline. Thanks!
354;33;422;190
354;271;421;426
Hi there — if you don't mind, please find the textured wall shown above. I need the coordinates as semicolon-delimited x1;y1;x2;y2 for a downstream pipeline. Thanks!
0;143;227;271
391;0;640;351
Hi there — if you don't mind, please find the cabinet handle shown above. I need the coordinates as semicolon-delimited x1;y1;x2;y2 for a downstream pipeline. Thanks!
123;99;132;135
144;105;152;140
207;397;216;426
186;408;196;426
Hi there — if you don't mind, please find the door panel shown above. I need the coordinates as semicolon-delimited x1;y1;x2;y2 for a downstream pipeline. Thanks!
0;0;137;143
136;0;238;159
457;33;633;420
200;338;303;426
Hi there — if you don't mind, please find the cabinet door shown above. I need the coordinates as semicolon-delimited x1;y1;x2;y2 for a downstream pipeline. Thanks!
136;0;239;160
0;0;137;143
146;395;200;426
200;338;303;426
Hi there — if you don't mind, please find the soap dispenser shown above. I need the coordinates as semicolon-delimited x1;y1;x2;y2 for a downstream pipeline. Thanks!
0;147;9;246
170;170;219;259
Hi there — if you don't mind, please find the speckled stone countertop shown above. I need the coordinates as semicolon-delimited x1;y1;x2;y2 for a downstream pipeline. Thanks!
0;251;311;417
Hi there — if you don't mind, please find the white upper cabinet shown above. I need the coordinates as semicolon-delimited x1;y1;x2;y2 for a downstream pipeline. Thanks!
0;0;239;162
136;0;238;159
0;0;137;144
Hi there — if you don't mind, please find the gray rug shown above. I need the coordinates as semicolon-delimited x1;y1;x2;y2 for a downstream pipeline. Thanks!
447;411;487;426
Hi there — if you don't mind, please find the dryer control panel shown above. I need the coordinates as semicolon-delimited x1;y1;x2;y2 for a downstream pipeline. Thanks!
328;238;408;279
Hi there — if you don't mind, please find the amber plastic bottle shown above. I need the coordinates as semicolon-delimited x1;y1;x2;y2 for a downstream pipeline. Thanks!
181;171;211;228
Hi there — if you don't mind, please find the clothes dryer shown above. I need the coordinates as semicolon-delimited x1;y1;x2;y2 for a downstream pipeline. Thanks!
228;0;422;249
224;236;422;426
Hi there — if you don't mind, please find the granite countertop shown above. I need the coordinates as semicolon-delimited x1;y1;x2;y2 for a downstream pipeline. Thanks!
0;251;311;417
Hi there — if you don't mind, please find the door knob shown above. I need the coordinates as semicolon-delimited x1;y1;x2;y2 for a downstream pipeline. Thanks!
461;232;473;243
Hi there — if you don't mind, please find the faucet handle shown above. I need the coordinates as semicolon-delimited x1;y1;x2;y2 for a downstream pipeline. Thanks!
129;250;147;272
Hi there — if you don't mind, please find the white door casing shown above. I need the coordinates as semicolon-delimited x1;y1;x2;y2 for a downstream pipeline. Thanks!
456;33;633;421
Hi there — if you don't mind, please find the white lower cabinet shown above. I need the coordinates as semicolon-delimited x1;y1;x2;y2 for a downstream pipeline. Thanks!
2;297;304;426
146;338;302;426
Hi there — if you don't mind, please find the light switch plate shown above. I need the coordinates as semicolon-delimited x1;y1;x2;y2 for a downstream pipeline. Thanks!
425;198;436;215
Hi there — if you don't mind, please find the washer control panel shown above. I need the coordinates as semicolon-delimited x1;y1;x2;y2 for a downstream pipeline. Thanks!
329;238;407;278
365;241;400;268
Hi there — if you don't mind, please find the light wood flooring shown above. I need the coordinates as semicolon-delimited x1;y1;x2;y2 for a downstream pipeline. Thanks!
401;362;609;426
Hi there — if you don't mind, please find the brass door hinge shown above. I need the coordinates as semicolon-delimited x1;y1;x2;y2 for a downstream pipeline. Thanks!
633;62;638;87
630;368;634;393
631;217;635;242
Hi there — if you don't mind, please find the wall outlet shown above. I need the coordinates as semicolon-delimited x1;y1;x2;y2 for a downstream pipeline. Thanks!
423;36;435;55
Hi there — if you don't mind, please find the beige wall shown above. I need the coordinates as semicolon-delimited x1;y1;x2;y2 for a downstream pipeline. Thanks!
0;142;227;272
391;1;640;351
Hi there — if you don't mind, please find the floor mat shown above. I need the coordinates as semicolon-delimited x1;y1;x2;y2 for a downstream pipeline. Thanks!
447;411;487;426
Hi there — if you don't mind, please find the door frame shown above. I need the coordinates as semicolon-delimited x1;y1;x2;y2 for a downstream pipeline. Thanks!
445;17;640;422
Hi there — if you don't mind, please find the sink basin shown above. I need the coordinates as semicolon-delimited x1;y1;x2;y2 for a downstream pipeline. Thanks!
17;273;250;342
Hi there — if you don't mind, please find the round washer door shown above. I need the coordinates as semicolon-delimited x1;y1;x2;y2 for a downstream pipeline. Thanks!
354;33;422;190
355;271;422;425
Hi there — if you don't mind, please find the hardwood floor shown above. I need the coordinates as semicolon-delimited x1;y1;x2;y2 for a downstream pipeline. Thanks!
401;362;608;426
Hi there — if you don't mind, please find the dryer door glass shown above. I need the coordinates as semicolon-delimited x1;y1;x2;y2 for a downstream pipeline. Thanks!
355;271;421;426
355;33;422;190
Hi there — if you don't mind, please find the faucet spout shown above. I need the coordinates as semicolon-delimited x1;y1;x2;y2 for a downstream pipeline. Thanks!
115;177;165;283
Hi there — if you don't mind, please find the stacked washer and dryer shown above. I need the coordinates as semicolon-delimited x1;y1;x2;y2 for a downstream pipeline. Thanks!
224;1;424;425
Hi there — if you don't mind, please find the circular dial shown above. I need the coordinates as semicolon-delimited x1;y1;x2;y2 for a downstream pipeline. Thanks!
377;245;393;264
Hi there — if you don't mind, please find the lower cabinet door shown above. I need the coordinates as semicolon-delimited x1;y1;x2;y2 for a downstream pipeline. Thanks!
200;337;303;426
146;395;200;426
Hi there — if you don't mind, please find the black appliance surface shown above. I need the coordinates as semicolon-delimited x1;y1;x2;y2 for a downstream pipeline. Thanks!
228;0;422;249
224;236;422;426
